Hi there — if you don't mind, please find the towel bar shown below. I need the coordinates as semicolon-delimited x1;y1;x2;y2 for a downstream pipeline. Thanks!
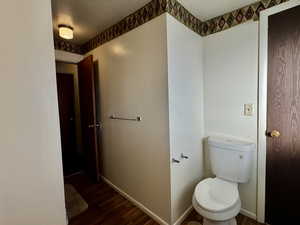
109;115;142;122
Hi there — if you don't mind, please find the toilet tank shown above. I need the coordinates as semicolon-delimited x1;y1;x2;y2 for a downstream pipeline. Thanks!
208;136;255;183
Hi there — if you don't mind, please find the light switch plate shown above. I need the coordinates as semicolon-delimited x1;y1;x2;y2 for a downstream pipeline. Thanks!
244;104;254;116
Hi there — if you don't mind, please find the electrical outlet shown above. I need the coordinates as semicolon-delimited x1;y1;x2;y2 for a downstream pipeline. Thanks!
244;104;254;116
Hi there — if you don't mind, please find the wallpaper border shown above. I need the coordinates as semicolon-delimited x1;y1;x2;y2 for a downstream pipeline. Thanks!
54;0;289;54
200;0;289;36
54;0;202;54
54;37;83;55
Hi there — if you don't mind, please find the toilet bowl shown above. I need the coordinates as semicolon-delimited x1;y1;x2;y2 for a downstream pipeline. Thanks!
193;178;241;225
192;136;255;225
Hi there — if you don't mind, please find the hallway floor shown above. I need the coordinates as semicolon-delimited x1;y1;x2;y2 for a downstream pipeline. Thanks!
66;174;262;225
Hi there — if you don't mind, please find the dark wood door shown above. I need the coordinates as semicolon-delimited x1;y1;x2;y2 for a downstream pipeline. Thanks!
266;5;300;224
78;56;100;182
56;73;79;176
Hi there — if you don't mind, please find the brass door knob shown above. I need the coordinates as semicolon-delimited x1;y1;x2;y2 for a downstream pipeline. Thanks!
266;130;281;138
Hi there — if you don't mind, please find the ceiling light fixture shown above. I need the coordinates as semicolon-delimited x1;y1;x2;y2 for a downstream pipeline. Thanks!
58;25;74;40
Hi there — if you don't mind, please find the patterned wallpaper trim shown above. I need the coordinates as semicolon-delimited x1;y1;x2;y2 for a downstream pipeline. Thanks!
54;37;83;55
54;0;289;54
166;0;203;35
54;0;202;54
200;0;289;36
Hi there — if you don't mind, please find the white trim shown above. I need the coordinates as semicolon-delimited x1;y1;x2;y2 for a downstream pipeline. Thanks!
173;206;193;225
240;208;256;220
101;176;169;225
257;0;300;223
55;49;84;63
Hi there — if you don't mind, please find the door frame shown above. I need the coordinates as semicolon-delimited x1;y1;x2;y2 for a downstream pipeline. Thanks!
258;0;300;223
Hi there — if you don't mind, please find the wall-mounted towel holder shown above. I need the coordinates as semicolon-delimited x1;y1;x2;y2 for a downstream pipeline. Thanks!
110;115;142;122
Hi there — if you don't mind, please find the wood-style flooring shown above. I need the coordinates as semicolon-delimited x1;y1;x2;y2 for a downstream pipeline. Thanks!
65;174;263;225
182;210;262;225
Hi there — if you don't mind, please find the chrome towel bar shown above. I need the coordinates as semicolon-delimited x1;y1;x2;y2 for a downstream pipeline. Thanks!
110;115;142;122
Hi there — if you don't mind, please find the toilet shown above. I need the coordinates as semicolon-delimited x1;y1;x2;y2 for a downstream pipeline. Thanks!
193;136;255;225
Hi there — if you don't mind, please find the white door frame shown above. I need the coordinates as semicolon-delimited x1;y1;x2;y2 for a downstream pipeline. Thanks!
257;0;300;223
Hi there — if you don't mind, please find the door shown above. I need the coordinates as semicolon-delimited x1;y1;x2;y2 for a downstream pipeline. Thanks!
78;55;100;181
266;5;300;224
56;73;79;176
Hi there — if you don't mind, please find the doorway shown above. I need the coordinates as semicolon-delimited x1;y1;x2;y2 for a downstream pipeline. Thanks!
55;57;101;181
56;72;82;176
56;57;102;221
56;62;84;177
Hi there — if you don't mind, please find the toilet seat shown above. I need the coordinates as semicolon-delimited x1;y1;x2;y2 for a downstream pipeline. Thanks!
194;178;239;212
193;178;241;222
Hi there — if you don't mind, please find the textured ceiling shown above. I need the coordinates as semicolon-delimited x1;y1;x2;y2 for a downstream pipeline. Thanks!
51;0;151;45
177;0;258;20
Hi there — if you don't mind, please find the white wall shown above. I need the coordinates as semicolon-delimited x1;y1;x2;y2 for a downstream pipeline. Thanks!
88;14;171;224
0;1;66;225
86;11;258;224
166;15;204;223
203;21;258;218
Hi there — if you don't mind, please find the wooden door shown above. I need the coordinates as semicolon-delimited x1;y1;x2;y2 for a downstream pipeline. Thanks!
78;56;100;182
266;5;300;224
56;73;78;176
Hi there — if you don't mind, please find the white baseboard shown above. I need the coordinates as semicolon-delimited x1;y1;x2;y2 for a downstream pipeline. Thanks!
101;177;257;224
240;208;257;220
173;206;193;225
102;176;197;225
101;176;169;225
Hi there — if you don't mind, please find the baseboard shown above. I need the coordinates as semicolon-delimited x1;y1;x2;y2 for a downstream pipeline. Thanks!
101;176;257;224
101;176;169;225
240;208;257;220
173;206;193;225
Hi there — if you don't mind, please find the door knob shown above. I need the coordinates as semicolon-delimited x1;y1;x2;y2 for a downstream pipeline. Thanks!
88;123;102;129
95;123;102;129
266;130;281;138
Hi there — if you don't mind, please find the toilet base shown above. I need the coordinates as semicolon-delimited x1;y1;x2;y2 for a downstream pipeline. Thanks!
203;217;237;225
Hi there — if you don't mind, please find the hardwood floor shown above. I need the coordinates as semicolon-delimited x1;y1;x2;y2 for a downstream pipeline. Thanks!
182;210;262;225
66;174;159;225
65;174;262;225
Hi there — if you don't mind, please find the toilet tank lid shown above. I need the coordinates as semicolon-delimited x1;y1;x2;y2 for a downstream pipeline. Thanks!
208;136;255;151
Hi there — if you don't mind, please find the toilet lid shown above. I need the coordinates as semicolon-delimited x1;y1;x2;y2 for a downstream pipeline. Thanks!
194;178;239;212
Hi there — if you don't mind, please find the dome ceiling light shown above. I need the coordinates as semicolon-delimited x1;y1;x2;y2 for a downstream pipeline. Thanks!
58;25;74;40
